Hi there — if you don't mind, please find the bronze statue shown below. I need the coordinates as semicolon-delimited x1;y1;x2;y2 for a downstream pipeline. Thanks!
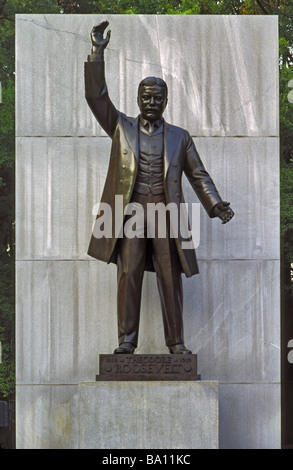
85;21;234;355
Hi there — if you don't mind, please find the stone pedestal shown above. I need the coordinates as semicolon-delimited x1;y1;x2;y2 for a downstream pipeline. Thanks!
78;380;219;449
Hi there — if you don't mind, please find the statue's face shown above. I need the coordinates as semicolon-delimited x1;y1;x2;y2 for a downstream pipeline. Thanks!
137;85;168;123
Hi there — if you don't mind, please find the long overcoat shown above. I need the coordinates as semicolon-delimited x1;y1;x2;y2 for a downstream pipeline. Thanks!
85;60;223;277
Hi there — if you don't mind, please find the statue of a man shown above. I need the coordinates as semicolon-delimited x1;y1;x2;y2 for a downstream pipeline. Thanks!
85;21;234;355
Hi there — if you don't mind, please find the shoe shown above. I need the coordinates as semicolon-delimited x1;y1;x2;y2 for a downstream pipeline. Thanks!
114;342;135;354
169;344;192;354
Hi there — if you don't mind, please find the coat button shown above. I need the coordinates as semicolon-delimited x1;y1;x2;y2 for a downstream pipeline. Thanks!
174;163;178;167
176;192;180;197
123;149;128;154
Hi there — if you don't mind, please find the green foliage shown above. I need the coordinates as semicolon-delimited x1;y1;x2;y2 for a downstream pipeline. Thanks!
163;0;201;15
280;64;293;163
278;9;293;292
281;162;293;228
1;0;60;15
0;359;15;399
0;78;14;135
0;254;15;399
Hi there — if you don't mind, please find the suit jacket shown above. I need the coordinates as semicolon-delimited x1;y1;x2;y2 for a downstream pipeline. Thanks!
85;60;222;277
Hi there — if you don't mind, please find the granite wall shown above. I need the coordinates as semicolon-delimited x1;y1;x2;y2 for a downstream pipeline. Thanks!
16;14;280;449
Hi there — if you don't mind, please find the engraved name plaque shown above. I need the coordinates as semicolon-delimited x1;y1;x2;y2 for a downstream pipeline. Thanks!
96;354;201;381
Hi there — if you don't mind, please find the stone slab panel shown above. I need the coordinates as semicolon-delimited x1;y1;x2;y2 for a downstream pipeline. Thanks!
15;383;280;449
16;385;79;449
16;14;278;137
185;260;280;383
219;383;281;449
16;260;117;385
185;136;280;261
16;136;111;261
16;136;279;261
78;380;219;449
16;260;279;385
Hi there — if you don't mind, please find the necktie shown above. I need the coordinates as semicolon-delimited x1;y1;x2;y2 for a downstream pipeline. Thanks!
148;123;155;134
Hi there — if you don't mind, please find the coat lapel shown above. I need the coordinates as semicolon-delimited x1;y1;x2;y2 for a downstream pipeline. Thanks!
122;115;139;161
164;121;181;177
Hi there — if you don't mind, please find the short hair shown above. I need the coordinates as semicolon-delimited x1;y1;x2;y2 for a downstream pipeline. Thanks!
138;76;168;97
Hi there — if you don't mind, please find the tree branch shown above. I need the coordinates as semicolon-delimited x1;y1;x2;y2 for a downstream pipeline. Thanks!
0;0;7;16
0;16;15;22
259;0;293;19
255;0;269;14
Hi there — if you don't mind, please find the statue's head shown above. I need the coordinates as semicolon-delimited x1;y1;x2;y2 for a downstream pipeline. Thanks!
137;77;168;123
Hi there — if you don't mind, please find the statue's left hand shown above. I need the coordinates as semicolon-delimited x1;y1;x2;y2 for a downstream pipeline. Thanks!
213;201;234;224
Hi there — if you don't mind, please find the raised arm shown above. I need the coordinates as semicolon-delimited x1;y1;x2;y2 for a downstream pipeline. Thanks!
85;21;119;137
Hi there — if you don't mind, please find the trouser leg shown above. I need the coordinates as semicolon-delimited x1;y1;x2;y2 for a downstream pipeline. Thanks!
116;201;146;347
151;213;184;347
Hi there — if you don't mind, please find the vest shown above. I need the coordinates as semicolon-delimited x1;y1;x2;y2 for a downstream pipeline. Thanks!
134;121;164;195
